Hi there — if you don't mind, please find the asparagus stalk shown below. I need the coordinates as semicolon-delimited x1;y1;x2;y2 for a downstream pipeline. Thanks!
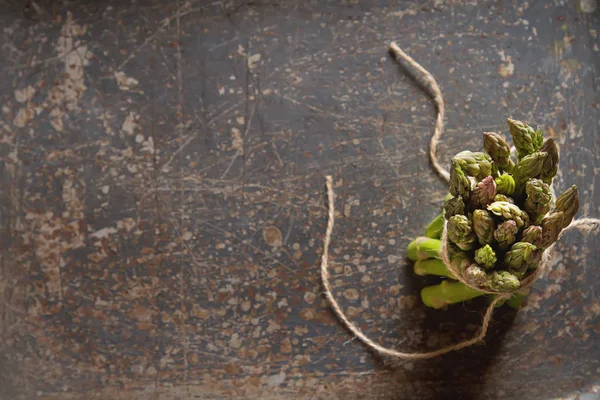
474;244;497;269
421;280;485;309
453;151;493;180
444;196;465;218
472;209;496;245
554;185;579;229
470;176;497;208
538;138;559;184
488;271;521;292
507;118;543;160
512;151;548;195
449;250;474;273
506;292;527;309
494;220;519;250
407;237;441;261
425;213;444;239
494;194;514;203
524;178;552;224
488;201;530;229
489;292;528;309
463;264;488;286
414;259;456;279
539;211;564;249
495;173;516;195
521;225;542;246
489;295;509;308
447;215;477;251
504;241;537;278
483;132;515;173
450;161;473;199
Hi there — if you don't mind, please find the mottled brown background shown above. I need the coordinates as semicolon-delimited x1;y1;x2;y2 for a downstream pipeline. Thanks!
0;0;599;399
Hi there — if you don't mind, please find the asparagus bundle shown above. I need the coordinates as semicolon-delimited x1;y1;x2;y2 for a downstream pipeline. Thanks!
407;118;579;309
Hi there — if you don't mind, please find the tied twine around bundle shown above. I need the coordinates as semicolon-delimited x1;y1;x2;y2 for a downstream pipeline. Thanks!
319;42;600;360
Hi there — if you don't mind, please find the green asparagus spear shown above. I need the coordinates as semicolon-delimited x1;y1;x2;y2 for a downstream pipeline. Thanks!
487;201;530;229
493;194;514;203
447;250;474;273
425;213;445;239
447;215;477;251
504;241;537;278
529;249;543;270
495;173;516;195
492;292;527;309
449;161;473;199
488;270;521;292
491;161;500;178
506;292;527;309
513;151;548;194
483;132;515;172
474;244;497;269
521;225;542;246
539;211;564;249
554;185;579;229
407;237;441;261
538;138;559;184
421;280;484;309
463;264;488;286
507;118;544;160
470;176;497;208
414;259;456;279
472;209;496;245
452;151;493;180
489;295;509;308
444;196;465;218
494;220;519;250
524;178;552;224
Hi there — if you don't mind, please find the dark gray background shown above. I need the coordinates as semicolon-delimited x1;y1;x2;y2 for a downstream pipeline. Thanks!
0;0;599;399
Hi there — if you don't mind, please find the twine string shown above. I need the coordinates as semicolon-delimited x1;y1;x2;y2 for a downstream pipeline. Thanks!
389;42;449;183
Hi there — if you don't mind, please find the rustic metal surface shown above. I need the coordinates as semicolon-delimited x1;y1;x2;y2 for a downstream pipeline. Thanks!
1;0;599;399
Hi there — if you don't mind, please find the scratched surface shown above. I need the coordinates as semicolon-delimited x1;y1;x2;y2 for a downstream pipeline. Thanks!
0;0;599;399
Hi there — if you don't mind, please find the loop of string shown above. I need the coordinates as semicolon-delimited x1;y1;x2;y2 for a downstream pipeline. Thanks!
319;42;600;360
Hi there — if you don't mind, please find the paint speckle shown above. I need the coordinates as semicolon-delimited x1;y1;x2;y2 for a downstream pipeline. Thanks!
15;86;36;103
231;127;244;153
266;372;286;387
263;226;282;247
343;288;359;301
229;333;243;349
580;0;597;13
114;71;139;90
241;301;251;312
280;338;292;353
121;112;139;136
499;60;515;77
13;107;34;127
304;292;316;304
300;309;315;321
247;53;261;69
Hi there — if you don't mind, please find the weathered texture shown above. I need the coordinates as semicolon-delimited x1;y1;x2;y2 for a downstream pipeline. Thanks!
0;1;599;399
